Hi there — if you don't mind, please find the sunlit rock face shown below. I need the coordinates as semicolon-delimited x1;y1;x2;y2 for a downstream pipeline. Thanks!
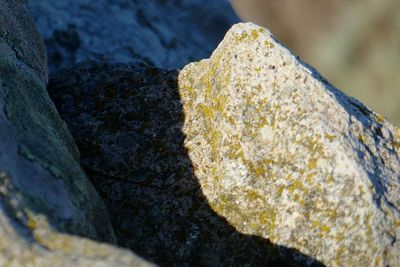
0;1;151;266
179;22;400;267
231;0;400;126
49;62;317;267
28;0;239;74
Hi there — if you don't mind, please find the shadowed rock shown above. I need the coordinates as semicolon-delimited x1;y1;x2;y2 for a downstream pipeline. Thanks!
28;0;240;74
0;1;151;266
48;62;326;267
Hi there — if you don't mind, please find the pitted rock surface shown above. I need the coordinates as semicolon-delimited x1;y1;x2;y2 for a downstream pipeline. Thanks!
48;62;327;266
178;23;400;267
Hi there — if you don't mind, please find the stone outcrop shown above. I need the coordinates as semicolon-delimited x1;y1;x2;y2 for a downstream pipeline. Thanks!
49;62;324;266
2;0;399;265
0;1;150;266
178;23;400;266
28;0;239;74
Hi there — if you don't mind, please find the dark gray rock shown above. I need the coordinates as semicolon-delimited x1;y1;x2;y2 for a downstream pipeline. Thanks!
0;1;151;266
28;0;240;74
48;62;326;267
0;0;114;243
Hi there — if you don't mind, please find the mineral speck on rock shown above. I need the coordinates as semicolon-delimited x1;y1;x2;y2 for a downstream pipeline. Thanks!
178;22;400;267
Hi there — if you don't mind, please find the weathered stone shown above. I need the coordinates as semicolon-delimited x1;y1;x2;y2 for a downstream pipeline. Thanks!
28;0;239;74
0;172;152;267
178;22;400;266
0;1;151;266
48;62;326;266
232;0;400;126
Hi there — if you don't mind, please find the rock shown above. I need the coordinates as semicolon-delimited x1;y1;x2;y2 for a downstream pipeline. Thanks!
28;0;239;74
0;1;151;266
231;0;400;126
178;22;400;266
48;62;326;266
0;172;152;267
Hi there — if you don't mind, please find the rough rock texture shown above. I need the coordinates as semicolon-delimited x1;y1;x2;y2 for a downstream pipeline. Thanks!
48;62;326;267
232;0;400;126
0;1;151;266
0;172;152;267
28;0;239;74
178;23;400;266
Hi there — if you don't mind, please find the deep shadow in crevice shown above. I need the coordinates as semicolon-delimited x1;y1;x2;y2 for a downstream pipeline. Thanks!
48;62;325;267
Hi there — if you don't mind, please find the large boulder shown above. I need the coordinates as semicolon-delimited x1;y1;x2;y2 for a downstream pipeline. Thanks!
178;23;400;266
0;1;150;266
28;0;239;74
49;62;325;266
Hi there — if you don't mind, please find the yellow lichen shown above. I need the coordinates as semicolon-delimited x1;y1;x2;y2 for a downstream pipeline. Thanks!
234;32;249;43
306;172;315;183
326;175;335;184
27;217;38;230
245;190;263;201
395;128;400;140
277;186;284;197
287;178;303;193
264;39;275;49
359;134;365;143
308;158;318;169
320;224;331;233
375;114;385;124
251;29;259;40
325;134;335;142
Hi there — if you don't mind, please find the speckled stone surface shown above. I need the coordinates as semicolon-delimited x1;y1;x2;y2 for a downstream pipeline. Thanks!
48;62;326;266
28;0;239;74
179;23;400;267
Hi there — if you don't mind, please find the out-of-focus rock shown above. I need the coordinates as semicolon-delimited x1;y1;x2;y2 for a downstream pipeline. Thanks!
48;62;326;266
231;0;400;126
0;172;153;267
28;0;239;74
0;1;151;266
178;23;400;266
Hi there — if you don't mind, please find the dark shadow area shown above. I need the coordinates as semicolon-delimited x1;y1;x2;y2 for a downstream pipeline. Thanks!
48;62;325;266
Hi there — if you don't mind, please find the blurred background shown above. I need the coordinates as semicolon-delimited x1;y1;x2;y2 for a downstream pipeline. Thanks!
231;0;400;126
